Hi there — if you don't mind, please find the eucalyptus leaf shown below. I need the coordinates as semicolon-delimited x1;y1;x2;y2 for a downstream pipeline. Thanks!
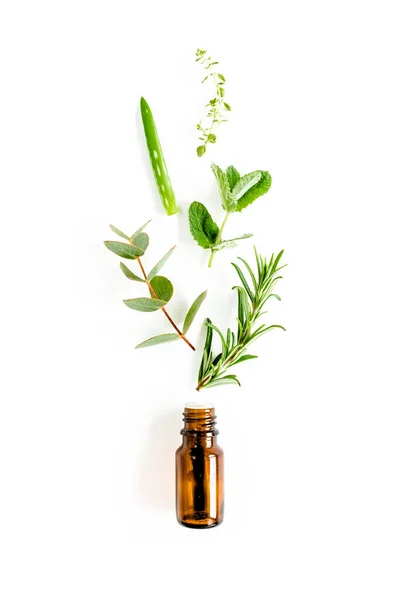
119;262;145;282
147;246;176;281
104;241;144;259
123;297;166;312
149;275;173;303
135;333;180;349
183;290;207;334
130;232;149;253
109;224;130;240
131;220;151;238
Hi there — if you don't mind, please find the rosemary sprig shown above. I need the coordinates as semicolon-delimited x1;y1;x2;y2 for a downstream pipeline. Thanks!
104;221;207;350
197;247;286;390
195;49;231;157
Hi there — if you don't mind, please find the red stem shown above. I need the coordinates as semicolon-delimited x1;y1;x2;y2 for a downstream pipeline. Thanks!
136;257;195;351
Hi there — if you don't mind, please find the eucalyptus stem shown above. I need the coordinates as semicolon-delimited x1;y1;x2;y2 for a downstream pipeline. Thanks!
135;256;195;351
208;212;230;267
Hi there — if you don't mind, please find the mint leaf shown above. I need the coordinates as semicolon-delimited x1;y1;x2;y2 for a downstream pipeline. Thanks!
189;202;219;249
233;171;262;201
211;163;236;212
233;171;272;212
225;166;240;191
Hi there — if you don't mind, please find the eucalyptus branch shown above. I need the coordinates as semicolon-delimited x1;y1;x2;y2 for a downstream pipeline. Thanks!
104;221;207;350
197;247;286;390
135;255;195;350
195;49;231;157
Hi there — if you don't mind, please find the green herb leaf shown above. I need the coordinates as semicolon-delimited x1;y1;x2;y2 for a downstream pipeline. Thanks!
120;262;145;282
135;333;180;349
231;262;254;302
131;232;149;253
196;247;285;390
149;275;173;303
211;163;236;212
183;291;207;334
223;102;231;111
233;171;272;212
147;246;176;281
233;171;262;200
123;297;166;312
232;354;258;365
198;317;214;381
131;219;151;238
197;145;206;157
206;375;241;388
189;202;219;249
225;166;240;191
109;224;130;240
212;233;253;251
104;241;145;259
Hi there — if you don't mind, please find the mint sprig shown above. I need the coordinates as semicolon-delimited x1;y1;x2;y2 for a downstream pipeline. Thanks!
188;163;272;267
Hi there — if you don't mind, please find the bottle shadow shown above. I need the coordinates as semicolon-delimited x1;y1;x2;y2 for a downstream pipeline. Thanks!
138;409;182;511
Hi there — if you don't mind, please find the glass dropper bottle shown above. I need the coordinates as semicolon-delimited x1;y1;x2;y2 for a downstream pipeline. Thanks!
175;403;224;528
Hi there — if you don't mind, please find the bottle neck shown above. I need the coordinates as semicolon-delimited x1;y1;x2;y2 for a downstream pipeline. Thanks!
181;405;218;448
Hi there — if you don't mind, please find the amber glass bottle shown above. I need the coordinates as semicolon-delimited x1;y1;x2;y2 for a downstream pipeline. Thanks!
175;403;224;528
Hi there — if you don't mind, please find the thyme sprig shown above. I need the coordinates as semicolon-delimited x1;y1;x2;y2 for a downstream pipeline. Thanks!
197;247;286;390
195;49;231;157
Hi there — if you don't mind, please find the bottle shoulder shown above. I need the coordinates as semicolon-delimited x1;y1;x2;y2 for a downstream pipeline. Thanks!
211;443;224;457
176;441;224;457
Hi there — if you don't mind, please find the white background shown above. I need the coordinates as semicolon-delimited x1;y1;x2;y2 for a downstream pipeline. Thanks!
1;0;399;598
